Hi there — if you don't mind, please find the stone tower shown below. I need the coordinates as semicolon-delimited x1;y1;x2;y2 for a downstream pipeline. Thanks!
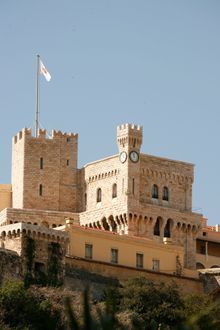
12;128;78;212
117;124;143;207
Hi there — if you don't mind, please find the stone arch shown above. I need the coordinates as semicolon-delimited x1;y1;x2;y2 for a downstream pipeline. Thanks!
42;221;49;228
164;219;173;238
196;262;205;269
211;265;220;269
154;217;163;236
102;217;110;231
109;215;117;232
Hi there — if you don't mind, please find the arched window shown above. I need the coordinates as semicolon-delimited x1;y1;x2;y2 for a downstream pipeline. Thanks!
196;262;205;269
164;219;172;238
163;186;169;201
154;217;161;236
112;183;117;198
152;184;158;199
97;188;102;203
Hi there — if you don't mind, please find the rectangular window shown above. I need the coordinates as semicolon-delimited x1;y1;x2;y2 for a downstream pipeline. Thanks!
111;248;118;264
66;159;70;166
152;259;160;271
40;157;43;169
132;178;135;194
39;184;43;196
85;244;93;259
136;253;144;268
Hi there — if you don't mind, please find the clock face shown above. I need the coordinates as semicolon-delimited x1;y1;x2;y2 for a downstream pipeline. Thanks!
129;151;139;163
119;151;127;163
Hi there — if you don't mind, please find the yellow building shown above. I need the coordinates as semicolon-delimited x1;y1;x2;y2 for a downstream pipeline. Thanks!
0;123;218;286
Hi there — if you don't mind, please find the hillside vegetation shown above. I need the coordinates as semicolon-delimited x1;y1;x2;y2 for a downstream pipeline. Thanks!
0;277;219;329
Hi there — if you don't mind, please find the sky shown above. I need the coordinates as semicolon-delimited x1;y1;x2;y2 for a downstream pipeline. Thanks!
0;1;220;225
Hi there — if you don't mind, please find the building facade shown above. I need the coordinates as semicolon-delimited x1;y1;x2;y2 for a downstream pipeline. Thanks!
0;123;219;283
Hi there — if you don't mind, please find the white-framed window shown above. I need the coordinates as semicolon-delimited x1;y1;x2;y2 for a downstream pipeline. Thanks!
136;253;144;268
111;248;118;264
85;244;93;259
152;259;160;271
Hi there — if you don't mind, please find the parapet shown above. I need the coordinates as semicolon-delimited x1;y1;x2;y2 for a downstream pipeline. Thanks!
13;128;78;144
52;129;78;141
117;123;143;148
13;128;32;144
117;123;143;132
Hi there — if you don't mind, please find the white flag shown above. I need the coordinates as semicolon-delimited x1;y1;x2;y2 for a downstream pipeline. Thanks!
39;60;51;81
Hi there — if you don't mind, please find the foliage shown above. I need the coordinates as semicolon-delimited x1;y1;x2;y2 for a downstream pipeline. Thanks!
2;276;220;329
182;294;220;330
47;242;63;286
65;288;125;330
119;277;184;329
0;280;64;330
24;236;35;287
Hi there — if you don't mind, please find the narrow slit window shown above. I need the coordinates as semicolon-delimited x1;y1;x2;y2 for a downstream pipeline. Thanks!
112;183;117;198
132;178;135;194
97;188;102;202
39;184;43;196
40;157;43;169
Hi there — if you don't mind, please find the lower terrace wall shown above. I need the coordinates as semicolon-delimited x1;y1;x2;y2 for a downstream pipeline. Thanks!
0;208;80;228
65;256;203;295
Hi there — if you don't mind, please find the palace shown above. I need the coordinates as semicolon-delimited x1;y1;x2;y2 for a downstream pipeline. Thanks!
0;123;220;292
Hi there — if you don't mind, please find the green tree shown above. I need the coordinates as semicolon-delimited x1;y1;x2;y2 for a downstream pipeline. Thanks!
0;280;64;330
119;277;184;329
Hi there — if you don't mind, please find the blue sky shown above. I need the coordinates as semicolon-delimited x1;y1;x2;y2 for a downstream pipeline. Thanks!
0;1;220;225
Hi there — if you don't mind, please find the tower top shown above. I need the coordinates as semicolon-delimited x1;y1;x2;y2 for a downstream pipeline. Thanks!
117;123;143;150
13;128;78;144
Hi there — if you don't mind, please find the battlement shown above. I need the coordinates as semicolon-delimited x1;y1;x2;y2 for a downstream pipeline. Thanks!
117;123;143;149
117;123;143;133
13;128;78;144
51;129;78;140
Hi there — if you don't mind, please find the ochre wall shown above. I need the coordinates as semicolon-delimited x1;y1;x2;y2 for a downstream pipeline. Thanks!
0;184;12;211
67;225;185;274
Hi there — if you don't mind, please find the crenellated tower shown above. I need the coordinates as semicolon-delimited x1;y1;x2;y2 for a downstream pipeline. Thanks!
12;128;78;212
117;124;143;207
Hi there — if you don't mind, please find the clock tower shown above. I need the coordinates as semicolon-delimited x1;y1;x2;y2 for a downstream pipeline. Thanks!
117;124;143;207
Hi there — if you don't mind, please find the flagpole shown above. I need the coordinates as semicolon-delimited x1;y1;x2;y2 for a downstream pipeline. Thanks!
35;54;40;137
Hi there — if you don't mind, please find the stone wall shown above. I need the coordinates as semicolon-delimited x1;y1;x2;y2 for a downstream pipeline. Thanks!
65;256;203;295
0;207;79;228
12;128;78;212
